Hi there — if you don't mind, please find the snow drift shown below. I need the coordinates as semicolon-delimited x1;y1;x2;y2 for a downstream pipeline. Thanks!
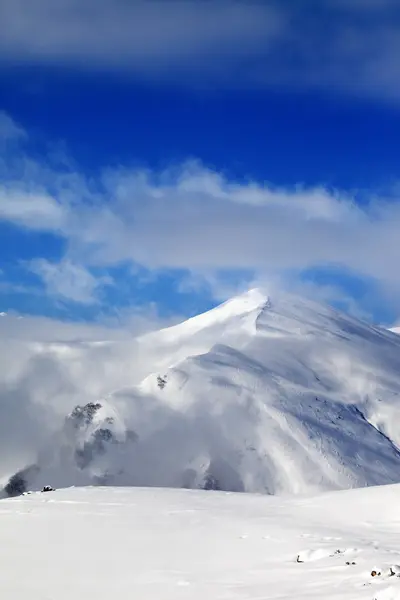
4;289;400;496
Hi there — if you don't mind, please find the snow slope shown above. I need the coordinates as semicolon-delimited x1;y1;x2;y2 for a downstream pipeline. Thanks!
5;289;400;496
3;483;400;599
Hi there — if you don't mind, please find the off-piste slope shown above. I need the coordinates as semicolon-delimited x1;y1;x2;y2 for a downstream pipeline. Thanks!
3;484;400;600
6;289;400;496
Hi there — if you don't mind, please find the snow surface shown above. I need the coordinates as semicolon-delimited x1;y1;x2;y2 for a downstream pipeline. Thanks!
5;288;400;496
3;483;400;599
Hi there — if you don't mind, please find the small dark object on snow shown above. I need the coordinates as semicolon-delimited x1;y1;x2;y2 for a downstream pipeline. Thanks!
296;555;303;563
346;561;356;566
371;570;381;577
203;473;221;491
157;375;167;389
42;485;55;493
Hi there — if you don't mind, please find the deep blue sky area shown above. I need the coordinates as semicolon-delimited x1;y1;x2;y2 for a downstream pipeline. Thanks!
2;67;399;191
1;1;400;327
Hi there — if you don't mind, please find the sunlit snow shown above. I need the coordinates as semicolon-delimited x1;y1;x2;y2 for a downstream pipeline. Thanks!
2;484;400;599
3;289;400;496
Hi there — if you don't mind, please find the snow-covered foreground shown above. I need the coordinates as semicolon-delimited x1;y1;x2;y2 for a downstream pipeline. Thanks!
2;484;400;600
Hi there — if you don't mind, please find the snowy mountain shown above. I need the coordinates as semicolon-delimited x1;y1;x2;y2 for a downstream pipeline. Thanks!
4;483;400;600
5;288;400;496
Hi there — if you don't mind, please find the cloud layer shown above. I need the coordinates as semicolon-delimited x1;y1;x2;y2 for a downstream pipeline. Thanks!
1;1;400;98
0;303;185;483
29;259;112;305
0;112;399;320
0;1;280;77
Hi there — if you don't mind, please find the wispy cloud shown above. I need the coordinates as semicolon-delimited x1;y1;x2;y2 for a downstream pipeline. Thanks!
0;0;281;78
1;1;400;99
0;190;64;230
0;308;170;480
29;259;113;305
0;159;387;280
1;112;400;316
0;112;26;142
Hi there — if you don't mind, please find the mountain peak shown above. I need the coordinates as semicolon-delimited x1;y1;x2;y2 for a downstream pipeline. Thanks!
211;287;270;318
147;287;269;346
224;287;270;307
7;287;400;498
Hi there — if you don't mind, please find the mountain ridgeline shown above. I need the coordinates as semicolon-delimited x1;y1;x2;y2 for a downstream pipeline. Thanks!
5;289;400;496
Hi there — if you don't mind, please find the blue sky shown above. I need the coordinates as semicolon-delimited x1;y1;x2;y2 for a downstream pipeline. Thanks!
1;0;400;328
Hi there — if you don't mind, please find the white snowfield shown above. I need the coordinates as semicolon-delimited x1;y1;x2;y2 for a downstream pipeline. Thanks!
6;288;400;496
2;484;400;599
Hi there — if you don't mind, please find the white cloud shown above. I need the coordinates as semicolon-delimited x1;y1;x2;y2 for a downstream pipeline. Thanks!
0;303;184;481
29;260;113;305
0;312;148;479
0;151;399;299
1;121;400;314
0;189;65;230
0;112;26;142
0;0;281;77
64;164;399;290
1;1;400;99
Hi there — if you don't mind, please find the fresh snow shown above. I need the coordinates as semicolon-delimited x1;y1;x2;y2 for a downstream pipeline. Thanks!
6;288;400;497
2;484;400;599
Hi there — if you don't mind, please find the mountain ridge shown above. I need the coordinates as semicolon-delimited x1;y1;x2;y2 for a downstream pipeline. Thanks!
5;288;400;497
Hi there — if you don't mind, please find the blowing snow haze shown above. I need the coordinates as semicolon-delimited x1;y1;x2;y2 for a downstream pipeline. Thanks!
3;288;400;497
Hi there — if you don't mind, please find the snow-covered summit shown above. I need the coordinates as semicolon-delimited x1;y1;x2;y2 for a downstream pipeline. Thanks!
143;288;269;350
5;289;400;497
178;287;269;327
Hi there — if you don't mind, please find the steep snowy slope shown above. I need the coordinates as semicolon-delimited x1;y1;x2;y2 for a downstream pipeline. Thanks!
3;484;400;599
6;289;400;496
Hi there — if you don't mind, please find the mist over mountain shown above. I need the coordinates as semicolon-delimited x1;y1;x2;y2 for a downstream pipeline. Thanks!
4;289;400;496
